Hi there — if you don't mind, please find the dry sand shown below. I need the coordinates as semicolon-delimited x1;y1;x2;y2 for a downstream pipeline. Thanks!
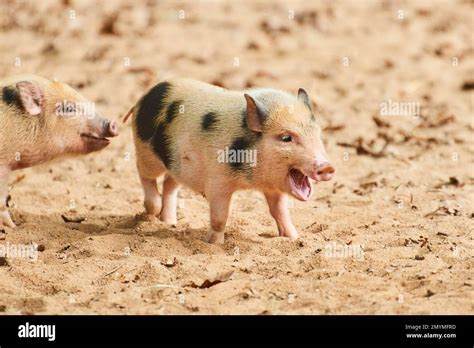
0;0;473;314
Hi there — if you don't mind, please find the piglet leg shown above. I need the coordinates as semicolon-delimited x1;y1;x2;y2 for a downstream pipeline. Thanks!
139;175;162;217
265;192;298;239
160;174;181;225
206;184;233;245
0;167;15;228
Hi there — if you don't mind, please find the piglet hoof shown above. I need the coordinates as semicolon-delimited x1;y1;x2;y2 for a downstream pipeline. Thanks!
142;213;158;222
287;232;299;240
279;227;299;240
144;200;162;217
0;210;16;228
159;214;177;226
206;229;224;245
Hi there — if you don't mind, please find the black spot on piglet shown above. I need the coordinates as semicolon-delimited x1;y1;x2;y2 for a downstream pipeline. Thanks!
228;135;259;173
166;100;182;123
201;112;218;131
151;122;173;169
2;86;23;111
136;82;171;141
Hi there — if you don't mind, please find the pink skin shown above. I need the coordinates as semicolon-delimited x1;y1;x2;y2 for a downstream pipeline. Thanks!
0;80;118;228
160;174;181;225
205;177;234;244
79;116;119;154
288;151;335;202
312;151;335;181
140;175;162;217
265;191;298;239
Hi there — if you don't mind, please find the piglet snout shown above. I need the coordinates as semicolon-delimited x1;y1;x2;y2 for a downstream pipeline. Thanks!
313;162;335;181
104;120;119;137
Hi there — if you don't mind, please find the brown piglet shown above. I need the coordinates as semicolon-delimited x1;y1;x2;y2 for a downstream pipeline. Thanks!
0;74;119;228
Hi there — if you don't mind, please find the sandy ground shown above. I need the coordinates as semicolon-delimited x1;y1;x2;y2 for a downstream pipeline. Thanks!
0;0;473;314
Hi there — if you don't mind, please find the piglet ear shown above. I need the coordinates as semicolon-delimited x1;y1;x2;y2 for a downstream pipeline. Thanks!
244;93;267;133
297;88;312;112
16;81;43;116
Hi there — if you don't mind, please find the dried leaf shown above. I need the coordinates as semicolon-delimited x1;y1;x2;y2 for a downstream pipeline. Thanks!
425;289;435;297
418;114;455;128
188;270;234;289
324;122;345;132
337;137;388;158
424;206;461;217
434;176;463;189
373;116;390;128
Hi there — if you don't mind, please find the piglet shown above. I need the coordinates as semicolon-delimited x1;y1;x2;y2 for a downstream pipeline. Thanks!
123;78;334;244
0;74;118;228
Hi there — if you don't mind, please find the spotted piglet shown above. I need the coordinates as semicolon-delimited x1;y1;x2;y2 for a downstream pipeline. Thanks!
0;75;119;228
124;78;334;244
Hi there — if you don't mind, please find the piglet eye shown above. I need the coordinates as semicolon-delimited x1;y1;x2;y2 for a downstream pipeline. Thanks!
281;134;292;142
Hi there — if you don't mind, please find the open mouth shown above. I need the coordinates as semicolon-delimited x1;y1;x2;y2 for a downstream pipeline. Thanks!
288;168;312;201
